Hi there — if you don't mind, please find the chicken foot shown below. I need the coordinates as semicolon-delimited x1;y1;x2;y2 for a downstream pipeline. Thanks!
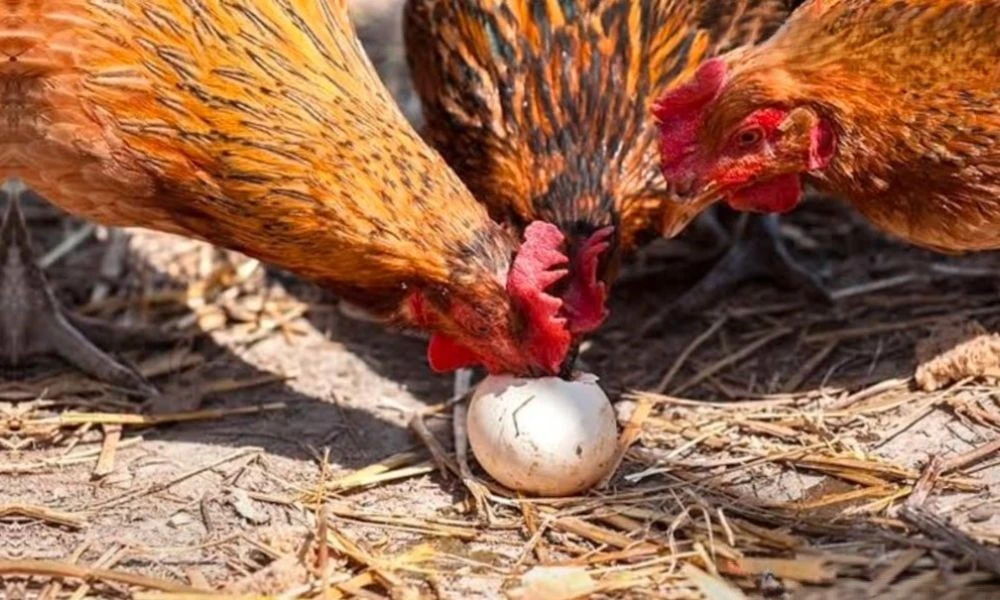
408;368;496;523
451;368;496;523
668;213;832;315
0;180;157;395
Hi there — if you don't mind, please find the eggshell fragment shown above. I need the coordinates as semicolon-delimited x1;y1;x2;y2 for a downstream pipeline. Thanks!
467;373;618;496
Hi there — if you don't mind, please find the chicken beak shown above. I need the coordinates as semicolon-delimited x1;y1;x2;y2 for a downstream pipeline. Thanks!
558;340;582;380
671;178;722;211
688;182;723;212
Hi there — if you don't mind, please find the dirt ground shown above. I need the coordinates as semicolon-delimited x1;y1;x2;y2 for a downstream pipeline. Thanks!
3;2;1000;599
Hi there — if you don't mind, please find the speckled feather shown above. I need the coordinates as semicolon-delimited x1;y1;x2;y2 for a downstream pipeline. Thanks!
403;0;798;251
709;0;1000;253
0;0;517;316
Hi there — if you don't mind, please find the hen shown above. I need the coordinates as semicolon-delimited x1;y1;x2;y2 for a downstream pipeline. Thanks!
656;0;999;256
0;0;580;388
404;0;824;336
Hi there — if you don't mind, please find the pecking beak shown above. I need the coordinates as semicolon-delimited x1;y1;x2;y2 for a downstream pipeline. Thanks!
557;339;582;380
670;177;722;211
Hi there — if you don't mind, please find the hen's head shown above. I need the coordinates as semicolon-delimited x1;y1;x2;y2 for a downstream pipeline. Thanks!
653;58;837;213
409;221;612;378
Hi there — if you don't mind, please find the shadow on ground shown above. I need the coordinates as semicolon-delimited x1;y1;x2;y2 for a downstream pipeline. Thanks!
0;192;453;472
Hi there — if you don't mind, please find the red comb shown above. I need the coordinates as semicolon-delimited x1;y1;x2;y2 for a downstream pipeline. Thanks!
564;226;613;333
653;58;728;173
508;222;572;373
652;58;727;123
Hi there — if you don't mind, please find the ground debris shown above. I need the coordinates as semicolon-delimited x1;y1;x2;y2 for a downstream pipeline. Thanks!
915;320;1000;392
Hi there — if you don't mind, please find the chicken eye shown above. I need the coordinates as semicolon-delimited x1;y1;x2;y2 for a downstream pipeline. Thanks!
736;128;764;148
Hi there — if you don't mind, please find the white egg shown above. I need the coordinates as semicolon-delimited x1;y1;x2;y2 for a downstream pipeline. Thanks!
466;372;619;496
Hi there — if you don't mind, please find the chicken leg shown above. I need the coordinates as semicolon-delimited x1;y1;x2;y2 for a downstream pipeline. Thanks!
668;213;832;315
0;180;157;395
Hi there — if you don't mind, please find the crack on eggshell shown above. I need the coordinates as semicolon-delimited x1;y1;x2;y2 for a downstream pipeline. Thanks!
511;394;537;439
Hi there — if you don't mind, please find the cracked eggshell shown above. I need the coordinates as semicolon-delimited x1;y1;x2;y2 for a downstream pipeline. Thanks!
467;373;618;497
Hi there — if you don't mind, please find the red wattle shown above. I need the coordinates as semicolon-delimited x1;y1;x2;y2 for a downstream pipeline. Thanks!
727;174;803;214
427;333;482;373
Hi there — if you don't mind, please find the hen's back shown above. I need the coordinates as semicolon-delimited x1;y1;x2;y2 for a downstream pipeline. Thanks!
0;0;506;291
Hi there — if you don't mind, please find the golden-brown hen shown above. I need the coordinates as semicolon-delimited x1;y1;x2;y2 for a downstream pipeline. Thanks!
404;0;822;335
0;0;583;386
656;0;999;254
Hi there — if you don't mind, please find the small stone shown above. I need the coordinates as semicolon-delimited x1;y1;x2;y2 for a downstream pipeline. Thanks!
758;571;786;598
968;504;995;523
168;511;195;528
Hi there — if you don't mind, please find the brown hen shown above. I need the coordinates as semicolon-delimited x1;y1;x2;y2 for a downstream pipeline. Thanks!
404;0;824;338
657;0;1000;254
0;0;582;387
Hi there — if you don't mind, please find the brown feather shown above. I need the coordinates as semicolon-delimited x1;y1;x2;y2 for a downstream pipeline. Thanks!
0;0;516;311
404;0;796;250
0;0;589;376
